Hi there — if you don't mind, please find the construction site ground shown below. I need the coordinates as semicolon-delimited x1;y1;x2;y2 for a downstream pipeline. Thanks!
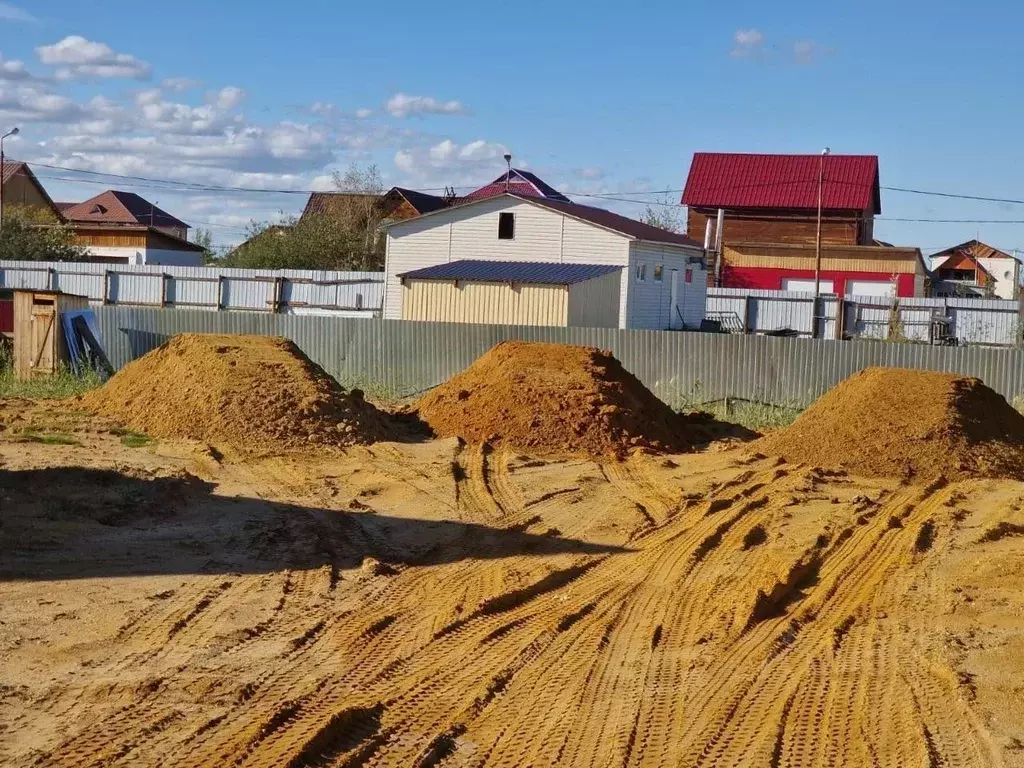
2;399;1024;767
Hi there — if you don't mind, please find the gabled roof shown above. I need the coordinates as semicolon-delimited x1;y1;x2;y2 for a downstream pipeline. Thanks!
463;169;572;203
391;187;450;215
63;190;189;230
1;161;64;219
929;239;1015;267
399;260;621;285
301;192;379;220
682;152;881;214
384;193;703;248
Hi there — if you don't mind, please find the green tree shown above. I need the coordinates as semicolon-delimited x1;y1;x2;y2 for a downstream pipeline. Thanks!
640;195;684;234
192;227;219;264
223;163;388;271
0;215;88;262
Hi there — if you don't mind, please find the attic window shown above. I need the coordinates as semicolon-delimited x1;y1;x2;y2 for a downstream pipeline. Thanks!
90;204;107;215
498;212;515;240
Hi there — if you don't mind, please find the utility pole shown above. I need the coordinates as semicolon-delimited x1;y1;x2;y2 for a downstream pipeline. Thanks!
813;147;830;295
0;126;21;231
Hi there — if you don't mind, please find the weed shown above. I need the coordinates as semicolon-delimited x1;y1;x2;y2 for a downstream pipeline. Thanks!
14;428;81;446
0;347;103;399
678;397;802;432
120;431;154;448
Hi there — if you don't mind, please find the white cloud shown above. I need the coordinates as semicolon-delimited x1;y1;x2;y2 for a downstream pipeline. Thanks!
0;2;36;22
393;138;507;187
730;28;765;58
162;77;202;92
212;86;244;110
0;56;36;82
36;36;151;80
792;40;831;65
385;93;467;118
574;167;605;181
354;107;373;119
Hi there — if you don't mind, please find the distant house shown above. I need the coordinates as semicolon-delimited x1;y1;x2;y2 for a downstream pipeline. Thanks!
461;169;572;203
929;240;1020;300
62;190;191;241
383;192;707;330
682;152;881;247
1;161;63;222
301;187;451;226
56;191;201;266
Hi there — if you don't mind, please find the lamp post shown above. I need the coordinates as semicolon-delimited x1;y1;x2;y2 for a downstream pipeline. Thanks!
813;147;830;296
0;126;21;231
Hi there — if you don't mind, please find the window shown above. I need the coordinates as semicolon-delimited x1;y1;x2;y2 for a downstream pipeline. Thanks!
498;212;515;240
635;263;647;282
653;264;664;282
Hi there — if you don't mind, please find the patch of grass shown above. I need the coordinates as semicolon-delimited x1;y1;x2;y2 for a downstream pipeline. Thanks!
119;431;154;448
0;347;104;400
14;428;81;446
680;398;802;432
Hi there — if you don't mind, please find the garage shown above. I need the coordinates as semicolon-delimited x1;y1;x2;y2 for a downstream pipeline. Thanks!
782;278;834;293
398;260;623;328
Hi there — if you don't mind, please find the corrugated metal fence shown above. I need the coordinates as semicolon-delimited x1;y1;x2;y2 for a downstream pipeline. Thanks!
706;288;1023;346
93;306;1024;407
0;261;384;317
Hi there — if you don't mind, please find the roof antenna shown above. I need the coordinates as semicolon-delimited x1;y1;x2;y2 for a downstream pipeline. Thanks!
503;153;512;192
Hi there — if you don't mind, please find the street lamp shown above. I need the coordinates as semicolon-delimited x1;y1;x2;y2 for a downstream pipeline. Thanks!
0;126;21;231
813;147;830;296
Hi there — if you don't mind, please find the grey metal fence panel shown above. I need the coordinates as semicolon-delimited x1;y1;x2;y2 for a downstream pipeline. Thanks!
0;261;383;315
93;307;1024;409
709;288;1022;346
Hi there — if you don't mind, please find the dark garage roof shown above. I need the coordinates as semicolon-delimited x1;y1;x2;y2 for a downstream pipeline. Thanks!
398;260;621;285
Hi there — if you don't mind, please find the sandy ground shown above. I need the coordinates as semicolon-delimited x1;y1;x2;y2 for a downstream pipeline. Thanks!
2;401;1024;767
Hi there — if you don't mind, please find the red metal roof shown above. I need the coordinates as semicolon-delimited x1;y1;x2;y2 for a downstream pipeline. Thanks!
682;153;881;214
464;169;571;203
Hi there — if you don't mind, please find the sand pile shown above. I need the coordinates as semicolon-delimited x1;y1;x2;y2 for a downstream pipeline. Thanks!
80;333;393;454
412;340;694;458
757;366;1024;480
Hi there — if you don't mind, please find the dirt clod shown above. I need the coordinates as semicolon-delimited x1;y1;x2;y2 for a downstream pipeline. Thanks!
411;341;695;458
79;334;394;455
756;367;1024;481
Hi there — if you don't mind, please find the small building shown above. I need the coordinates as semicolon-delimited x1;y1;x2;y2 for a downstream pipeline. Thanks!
682;152;881;247
398;260;622;327
721;243;928;297
11;289;89;380
1;161;63;222
383;192;707;330
929;240;1020;299
65;223;206;266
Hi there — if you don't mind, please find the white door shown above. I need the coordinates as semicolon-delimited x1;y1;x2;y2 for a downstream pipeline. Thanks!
845;279;895;297
670;270;681;329
782;278;834;293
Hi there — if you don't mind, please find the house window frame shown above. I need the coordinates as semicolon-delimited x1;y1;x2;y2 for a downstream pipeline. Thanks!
653;264;664;282
498;212;515;240
635;262;647;282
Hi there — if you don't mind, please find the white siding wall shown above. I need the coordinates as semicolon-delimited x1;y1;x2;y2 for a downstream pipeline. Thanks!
627;242;706;329
384;198;631;322
978;257;1020;299
79;245;203;267
567;270;622;328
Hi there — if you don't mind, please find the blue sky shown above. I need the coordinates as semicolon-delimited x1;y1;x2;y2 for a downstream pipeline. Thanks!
2;0;1022;253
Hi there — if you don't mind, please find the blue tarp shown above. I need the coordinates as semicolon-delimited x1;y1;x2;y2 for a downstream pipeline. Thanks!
60;309;107;373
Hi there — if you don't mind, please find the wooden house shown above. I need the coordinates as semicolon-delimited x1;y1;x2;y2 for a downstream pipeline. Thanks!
682;152;881;247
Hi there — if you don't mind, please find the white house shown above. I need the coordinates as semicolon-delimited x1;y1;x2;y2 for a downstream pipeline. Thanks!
929;240;1020;300
383;193;707;330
